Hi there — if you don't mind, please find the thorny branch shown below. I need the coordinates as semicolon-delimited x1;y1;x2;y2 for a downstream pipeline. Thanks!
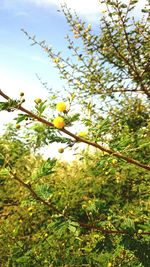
0;89;150;171
11;171;150;236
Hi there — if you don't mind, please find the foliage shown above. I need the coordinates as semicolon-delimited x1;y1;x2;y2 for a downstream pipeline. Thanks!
0;0;150;266
0;133;150;266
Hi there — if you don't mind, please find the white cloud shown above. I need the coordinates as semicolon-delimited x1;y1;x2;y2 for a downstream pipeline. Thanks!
1;0;148;14
26;0;148;13
1;0;148;22
24;0;148;22
26;0;101;15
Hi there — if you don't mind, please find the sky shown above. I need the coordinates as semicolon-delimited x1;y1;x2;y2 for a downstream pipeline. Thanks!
0;0;102;117
0;0;148;160
0;0;103;160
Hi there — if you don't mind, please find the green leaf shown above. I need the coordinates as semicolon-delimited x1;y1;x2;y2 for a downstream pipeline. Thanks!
0;101;10;111
38;158;57;177
15;113;29;123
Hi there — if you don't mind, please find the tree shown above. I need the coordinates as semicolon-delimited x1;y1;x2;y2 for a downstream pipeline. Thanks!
0;1;150;265
0;0;150;171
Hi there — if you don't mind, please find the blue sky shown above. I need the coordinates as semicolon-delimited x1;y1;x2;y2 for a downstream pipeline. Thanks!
0;0;102;119
0;0;101;86
0;0;148;160
0;0;70;98
0;0;147;108
0;0;102;160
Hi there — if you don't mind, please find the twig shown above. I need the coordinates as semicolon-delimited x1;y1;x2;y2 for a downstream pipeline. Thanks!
10;172;150;236
0;89;150;171
12;173;60;214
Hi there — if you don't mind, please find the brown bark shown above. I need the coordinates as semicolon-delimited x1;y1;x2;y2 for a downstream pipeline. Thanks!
0;89;150;171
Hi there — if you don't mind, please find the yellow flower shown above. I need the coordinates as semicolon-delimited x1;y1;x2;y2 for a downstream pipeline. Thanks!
53;116;65;129
56;102;67;112
73;29;78;35
53;57;60;63
34;98;42;104
78;131;87;137
112;159;117;164
86;35;91;41
74;79;81;85
76;23;82;30
87;24;91;30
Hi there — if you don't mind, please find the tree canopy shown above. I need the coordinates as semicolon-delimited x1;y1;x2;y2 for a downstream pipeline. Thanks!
0;0;150;266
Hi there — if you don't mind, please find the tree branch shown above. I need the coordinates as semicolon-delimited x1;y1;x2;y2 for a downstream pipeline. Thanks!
11;171;150;236
12;172;60;214
0;89;150;171
103;21;150;99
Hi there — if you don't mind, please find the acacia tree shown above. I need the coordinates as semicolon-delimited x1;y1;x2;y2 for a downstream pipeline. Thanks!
0;1;150;265
0;0;149;171
0;0;150;214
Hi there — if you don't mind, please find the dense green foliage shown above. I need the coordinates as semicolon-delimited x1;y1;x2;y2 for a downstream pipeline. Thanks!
0;125;150;266
0;0;150;266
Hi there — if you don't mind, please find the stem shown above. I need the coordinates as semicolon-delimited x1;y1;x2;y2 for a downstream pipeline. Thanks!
12;173;60;214
11;172;150;236
103;17;150;99
0;89;150;171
